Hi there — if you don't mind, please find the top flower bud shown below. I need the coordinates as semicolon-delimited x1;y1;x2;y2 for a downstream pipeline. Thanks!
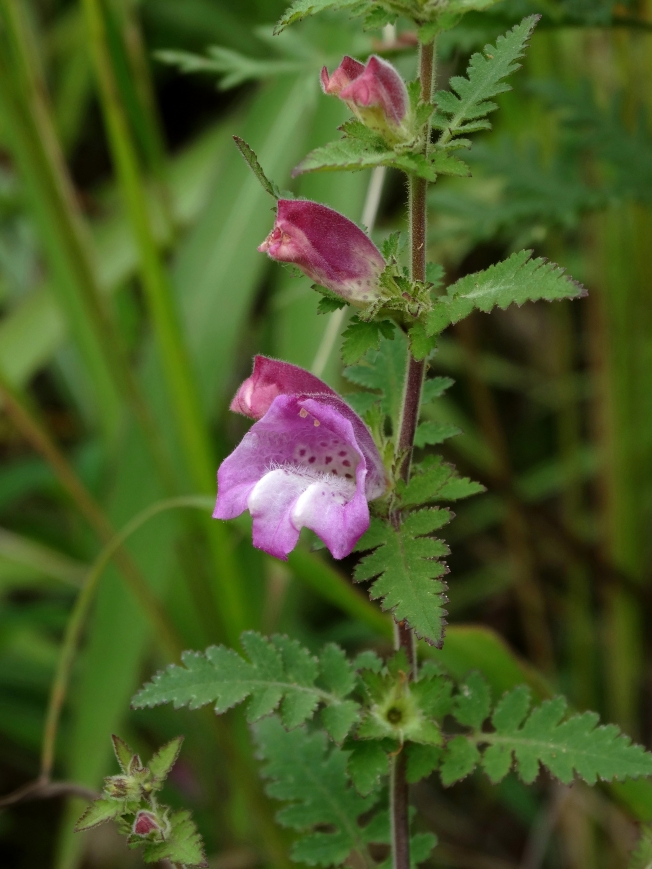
258;199;385;305
321;55;409;142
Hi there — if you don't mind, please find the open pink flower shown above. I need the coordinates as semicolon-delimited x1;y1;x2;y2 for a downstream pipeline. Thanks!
321;55;409;141
214;358;386;560
258;199;384;305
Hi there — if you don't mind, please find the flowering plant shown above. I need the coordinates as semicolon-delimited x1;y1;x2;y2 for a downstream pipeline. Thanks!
72;2;652;868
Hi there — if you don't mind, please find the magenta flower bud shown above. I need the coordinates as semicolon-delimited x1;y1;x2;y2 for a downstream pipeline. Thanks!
215;364;387;561
230;355;337;420
320;55;364;96
321;55;409;141
258;199;385;305
133;811;160;837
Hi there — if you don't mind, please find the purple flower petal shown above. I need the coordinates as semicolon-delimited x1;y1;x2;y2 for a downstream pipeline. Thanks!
214;393;386;560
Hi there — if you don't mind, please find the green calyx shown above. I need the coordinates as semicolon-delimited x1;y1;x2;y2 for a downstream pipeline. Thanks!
357;652;446;745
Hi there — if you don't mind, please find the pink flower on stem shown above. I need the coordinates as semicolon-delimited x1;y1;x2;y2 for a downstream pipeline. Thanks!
214;358;386;560
321;55;409;141
258;199;385;305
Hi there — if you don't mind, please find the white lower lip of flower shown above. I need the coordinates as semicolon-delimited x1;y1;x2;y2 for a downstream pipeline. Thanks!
290;476;357;528
247;466;357;528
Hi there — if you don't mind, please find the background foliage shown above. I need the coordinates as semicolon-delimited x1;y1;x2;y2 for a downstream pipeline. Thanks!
0;0;651;867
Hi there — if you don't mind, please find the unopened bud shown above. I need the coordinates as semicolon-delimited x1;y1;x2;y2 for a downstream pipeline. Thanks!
258;199;384;305
322;55;409;142
230;356;336;420
132;811;160;837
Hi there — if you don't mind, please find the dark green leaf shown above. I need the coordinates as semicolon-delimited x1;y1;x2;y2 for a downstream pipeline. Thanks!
440;736;480;786
148;736;184;785
405;743;443;783
397;457;484;508
341;318;395;365
233;137;281;199
453;672;491;730
133;632;357;731
142;810;208;867
427;250;587;335
75;798;121;832
432;17;540;142
254;717;379;866
346;740;389;795
414;421;462;448
354;511;451;646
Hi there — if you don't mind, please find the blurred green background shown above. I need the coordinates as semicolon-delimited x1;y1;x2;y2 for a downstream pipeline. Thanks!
0;0;651;866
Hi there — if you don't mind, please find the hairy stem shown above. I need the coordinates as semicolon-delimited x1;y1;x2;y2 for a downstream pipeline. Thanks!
390;37;437;869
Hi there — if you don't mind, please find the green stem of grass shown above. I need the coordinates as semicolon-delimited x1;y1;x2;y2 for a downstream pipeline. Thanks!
80;0;247;643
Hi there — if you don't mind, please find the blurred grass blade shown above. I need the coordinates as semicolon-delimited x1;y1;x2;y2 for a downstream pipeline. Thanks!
0;528;86;588
81;0;247;640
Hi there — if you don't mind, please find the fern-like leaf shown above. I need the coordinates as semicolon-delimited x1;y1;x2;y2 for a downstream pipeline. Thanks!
274;0;364;33
427;249;586;335
433;17;540;143
443;680;652;786
133;632;359;739
397;457;485;508
354;511;451;647
254;716;379;867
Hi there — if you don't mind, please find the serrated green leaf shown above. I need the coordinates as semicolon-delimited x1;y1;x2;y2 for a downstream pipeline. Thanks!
322;701;361;744
142;810;208;867
354;512;450;646
233;137;281;198
405;743;443;783
344;332;406;431
317;296;347;314
414;421;462;448
433;17;540;143
430;151;471;177
148;736;184;785
352;650;382;673
427;250;587;334
408;322;437;362
629;825;652;869
274;0;363;33
111;735;133;775
341;318;395;365
319;643;356;697
441;736;481;785
397;457;484;508
422;376;454;403
295;138;441;180
346;740;389;795
477;692;652;786
454;672;491;730
74;798;121;832
254;717;379;867
132;632;353;730
412;672;454;720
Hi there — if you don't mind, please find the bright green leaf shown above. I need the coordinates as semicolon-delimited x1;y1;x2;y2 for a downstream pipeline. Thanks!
354;512;450;646
427;249;586;334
